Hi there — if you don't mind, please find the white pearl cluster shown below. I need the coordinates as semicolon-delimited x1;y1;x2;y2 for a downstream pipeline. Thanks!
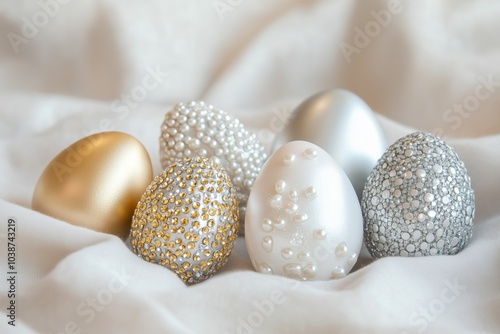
160;101;267;231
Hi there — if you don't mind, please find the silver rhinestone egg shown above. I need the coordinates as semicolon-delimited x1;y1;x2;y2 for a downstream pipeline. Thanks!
361;132;475;258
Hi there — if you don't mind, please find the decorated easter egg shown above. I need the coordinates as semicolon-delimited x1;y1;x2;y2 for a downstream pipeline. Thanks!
272;89;387;199
159;101;267;232
245;141;363;280
130;157;239;285
362;132;475;258
32;132;153;239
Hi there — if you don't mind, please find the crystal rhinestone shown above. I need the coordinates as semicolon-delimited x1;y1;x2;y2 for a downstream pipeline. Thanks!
130;157;239;285
361;132;475;258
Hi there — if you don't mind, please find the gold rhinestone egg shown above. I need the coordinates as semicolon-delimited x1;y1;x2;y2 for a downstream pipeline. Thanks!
130;157;239;285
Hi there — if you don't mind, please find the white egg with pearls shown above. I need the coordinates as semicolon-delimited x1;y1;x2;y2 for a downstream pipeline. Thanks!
159;101;267;233
245;141;363;280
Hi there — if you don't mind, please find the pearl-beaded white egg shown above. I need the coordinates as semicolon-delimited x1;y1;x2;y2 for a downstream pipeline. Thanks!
160;101;267;232
245;141;363;280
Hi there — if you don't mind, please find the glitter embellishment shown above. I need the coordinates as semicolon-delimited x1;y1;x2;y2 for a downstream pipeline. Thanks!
361;132;475;258
130;157;239;285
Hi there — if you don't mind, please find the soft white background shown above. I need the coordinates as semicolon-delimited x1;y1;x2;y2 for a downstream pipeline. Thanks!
1;0;499;333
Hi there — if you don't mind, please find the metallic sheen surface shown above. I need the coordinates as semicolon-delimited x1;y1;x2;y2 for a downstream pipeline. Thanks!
272;89;388;199
32;132;153;239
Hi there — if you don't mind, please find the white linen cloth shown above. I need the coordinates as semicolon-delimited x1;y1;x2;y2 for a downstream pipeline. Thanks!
1;0;499;333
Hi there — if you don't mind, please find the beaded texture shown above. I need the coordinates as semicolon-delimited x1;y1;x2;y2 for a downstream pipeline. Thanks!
362;132;475;258
159;101;267;232
245;141;363;281
130;157;239;285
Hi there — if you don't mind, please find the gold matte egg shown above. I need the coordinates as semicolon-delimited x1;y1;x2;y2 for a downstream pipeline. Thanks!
32;131;153;239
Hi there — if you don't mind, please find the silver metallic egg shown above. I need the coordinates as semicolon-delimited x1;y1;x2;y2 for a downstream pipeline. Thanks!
272;89;387;199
